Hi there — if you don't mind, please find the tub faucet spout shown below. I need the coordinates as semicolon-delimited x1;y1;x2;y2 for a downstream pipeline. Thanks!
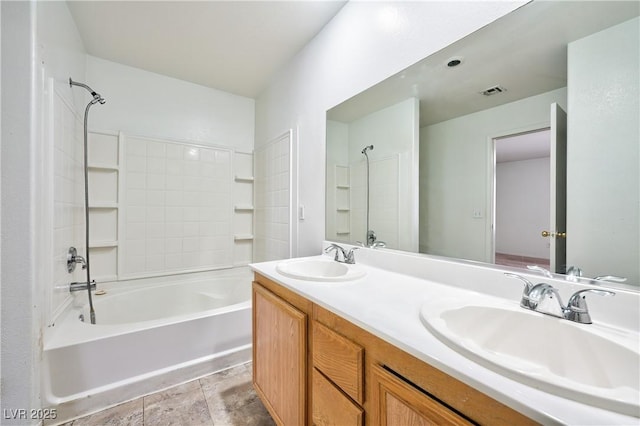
70;280;96;293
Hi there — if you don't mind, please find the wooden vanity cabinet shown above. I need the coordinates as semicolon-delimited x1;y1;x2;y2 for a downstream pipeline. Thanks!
370;364;472;426
252;279;311;426
311;320;364;425
253;273;537;426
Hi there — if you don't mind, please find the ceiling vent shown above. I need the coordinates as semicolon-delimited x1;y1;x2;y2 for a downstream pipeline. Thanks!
481;85;507;96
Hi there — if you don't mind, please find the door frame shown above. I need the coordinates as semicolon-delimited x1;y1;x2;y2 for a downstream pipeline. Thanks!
485;122;550;264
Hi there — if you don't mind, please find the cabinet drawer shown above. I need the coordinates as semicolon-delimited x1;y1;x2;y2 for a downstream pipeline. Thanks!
312;320;364;404
371;364;473;426
313;368;363;426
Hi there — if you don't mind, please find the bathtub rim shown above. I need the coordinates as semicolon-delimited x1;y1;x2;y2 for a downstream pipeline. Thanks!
44;267;253;350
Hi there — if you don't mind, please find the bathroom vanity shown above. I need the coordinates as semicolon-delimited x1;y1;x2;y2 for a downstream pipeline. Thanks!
251;246;640;425
253;273;532;425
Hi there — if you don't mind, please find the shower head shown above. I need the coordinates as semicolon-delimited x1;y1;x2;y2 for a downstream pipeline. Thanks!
69;78;106;105
361;145;374;155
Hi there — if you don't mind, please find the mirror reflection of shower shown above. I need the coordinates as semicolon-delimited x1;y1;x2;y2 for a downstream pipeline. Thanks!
69;78;106;324
360;145;386;248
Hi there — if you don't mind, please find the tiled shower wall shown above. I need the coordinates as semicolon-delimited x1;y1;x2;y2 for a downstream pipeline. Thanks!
85;132;254;281
49;123;255;325
50;84;86;320
254;131;291;262
349;156;399;248
121;136;233;277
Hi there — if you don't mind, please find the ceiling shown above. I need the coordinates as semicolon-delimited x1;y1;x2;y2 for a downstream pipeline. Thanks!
67;1;347;98
327;1;640;127
496;129;550;163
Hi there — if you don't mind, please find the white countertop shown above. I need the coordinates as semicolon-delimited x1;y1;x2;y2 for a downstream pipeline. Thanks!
250;248;640;425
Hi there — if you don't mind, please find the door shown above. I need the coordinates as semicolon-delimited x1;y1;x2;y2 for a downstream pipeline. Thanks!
549;103;567;273
370;364;472;426
252;283;307;426
493;130;551;268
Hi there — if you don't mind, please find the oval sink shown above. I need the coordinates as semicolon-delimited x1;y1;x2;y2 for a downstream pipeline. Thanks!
276;258;366;282
420;296;640;417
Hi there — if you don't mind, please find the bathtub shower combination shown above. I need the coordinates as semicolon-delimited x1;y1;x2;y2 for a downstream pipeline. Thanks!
44;79;254;424
43;268;252;423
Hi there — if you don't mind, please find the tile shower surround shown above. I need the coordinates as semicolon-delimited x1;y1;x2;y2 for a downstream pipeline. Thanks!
122;137;233;277
350;156;399;248
254;132;291;262
52;86;86;321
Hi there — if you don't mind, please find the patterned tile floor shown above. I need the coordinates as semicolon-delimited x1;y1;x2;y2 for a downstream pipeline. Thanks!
61;363;275;426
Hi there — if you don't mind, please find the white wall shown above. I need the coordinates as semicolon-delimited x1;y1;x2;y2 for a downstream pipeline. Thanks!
420;88;566;262
1;0;87;420
255;1;527;257
325;120;349;243
496;157;550;259
86;56;255;152
567;17;639;284
1;2;39;420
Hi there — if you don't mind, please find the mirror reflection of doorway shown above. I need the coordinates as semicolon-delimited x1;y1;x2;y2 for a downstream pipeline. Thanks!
494;129;551;269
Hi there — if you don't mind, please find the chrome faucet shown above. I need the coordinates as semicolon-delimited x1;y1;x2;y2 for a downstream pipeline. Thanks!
505;273;564;316
593;275;627;283
505;273;615;324
357;230;386;248
564;265;627;285
566;265;583;281
67;246;87;273
324;244;359;264
70;280;96;293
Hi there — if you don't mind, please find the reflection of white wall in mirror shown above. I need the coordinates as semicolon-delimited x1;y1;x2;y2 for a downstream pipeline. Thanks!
420;87;567;262
567;17;639;285
326;120;350;242
350;162;367;244
496;157;550;259
340;97;419;251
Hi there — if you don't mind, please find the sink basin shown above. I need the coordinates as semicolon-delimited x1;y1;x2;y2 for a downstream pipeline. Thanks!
420;296;640;417
276;258;366;282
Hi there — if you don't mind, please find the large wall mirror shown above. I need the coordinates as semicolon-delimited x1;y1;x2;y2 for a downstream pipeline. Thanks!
326;1;639;285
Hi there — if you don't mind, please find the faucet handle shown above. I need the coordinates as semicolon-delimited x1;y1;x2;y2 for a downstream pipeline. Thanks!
505;273;536;308
593;275;627;283
324;244;342;261
344;247;359;264
526;265;553;278
566;288;615;324
504;272;534;289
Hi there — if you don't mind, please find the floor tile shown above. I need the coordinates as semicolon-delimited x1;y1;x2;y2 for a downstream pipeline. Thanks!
60;363;273;426
144;381;213;426
201;363;274;426
66;398;143;426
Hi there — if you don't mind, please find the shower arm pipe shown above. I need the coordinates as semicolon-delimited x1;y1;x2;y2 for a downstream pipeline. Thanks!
69;78;105;105
361;145;373;245
70;78;105;324
364;151;370;242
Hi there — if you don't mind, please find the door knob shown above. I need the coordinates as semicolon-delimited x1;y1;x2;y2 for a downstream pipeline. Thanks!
541;231;566;238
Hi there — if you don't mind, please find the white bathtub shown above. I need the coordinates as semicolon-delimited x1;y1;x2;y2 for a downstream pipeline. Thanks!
42;268;252;424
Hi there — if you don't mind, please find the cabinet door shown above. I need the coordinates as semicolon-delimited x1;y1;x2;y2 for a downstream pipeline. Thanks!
371;364;472;426
312;368;363;426
253;283;307;426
